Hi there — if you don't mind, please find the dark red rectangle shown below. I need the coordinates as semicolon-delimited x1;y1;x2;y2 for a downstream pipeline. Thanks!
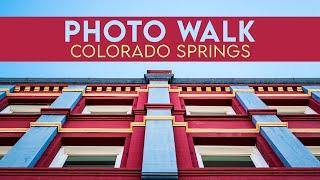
0;17;319;61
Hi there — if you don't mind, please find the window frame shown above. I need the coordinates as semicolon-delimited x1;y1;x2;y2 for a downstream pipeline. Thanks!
49;146;124;168
0;105;50;114
0;146;11;159
81;105;132;115
194;145;269;168
185;106;236;116
268;106;317;115
307;146;320;159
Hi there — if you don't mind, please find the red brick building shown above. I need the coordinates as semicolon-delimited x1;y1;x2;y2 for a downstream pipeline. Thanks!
0;70;319;179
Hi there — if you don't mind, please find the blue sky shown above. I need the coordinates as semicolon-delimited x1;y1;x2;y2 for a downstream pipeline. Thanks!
0;0;319;78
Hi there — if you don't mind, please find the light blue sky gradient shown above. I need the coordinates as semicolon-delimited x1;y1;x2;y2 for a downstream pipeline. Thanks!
0;0;319;78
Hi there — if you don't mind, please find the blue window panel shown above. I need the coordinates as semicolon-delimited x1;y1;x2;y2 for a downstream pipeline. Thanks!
0;127;57;167
252;115;281;124
260;126;320;167
0;85;14;101
0;85;15;93
0;91;5;101
311;91;320;103
37;115;66;124
50;92;82;110
147;109;171;116
302;86;320;102
148;88;170;104
302;86;320;93
142;120;178;176
235;92;268;110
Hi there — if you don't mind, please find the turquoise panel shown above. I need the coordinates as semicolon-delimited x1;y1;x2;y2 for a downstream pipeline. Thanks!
235;92;268;110
37;115;67;124
261;126;320;167
0;85;15;93
230;86;268;110
0;85;14;100
0;85;85;167
0;91;5;101
142;120;178;176
50;92;82;109
148;88;170;104
0;127;57;167
147;109;171;116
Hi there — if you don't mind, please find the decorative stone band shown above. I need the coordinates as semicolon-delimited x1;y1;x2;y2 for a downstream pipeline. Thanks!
62;88;85;94
1;127;320;133
232;88;255;96
30;122;62;132
143;115;175;121
256;122;288;131
131;116;187;128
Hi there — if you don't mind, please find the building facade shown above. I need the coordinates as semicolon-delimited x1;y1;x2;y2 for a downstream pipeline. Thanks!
0;70;319;179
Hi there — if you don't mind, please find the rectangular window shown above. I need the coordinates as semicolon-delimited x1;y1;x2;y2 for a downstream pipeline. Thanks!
0;105;49;114
186;106;236;116
307;146;320;160
50;146;123;168
81;105;132;115
269;106;317;115
0;146;12;160
195;146;268;168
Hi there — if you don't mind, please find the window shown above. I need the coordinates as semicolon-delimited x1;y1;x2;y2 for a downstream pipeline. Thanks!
0;105;49;114
269;106;317;115
195;146;268;168
307;146;320;160
50;146;124;168
82;105;132;115
0;146;11;160
186;106;236;116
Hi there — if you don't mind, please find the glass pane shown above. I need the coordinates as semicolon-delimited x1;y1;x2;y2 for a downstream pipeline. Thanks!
63;155;117;168
0;155;3;160
202;155;255;167
316;156;320;161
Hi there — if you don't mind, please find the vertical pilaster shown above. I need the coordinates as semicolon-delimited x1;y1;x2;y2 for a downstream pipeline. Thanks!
142;71;178;179
231;86;320;167
0;85;86;167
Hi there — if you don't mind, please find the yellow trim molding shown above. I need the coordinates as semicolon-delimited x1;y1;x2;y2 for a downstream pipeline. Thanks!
0;128;29;132
179;94;235;97
83;93;139;97
30;122;62;131
62;88;85;94
143;115;175;121
7;93;61;97
169;89;181;93
60;128;132;133
232;88;255;96
0;126;319;134
256;122;288;131
306;89;320;96
290;128;320;133
257;94;309;97
186;128;258;133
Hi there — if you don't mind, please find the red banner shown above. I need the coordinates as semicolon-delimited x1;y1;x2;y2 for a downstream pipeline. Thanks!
0;17;319;61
